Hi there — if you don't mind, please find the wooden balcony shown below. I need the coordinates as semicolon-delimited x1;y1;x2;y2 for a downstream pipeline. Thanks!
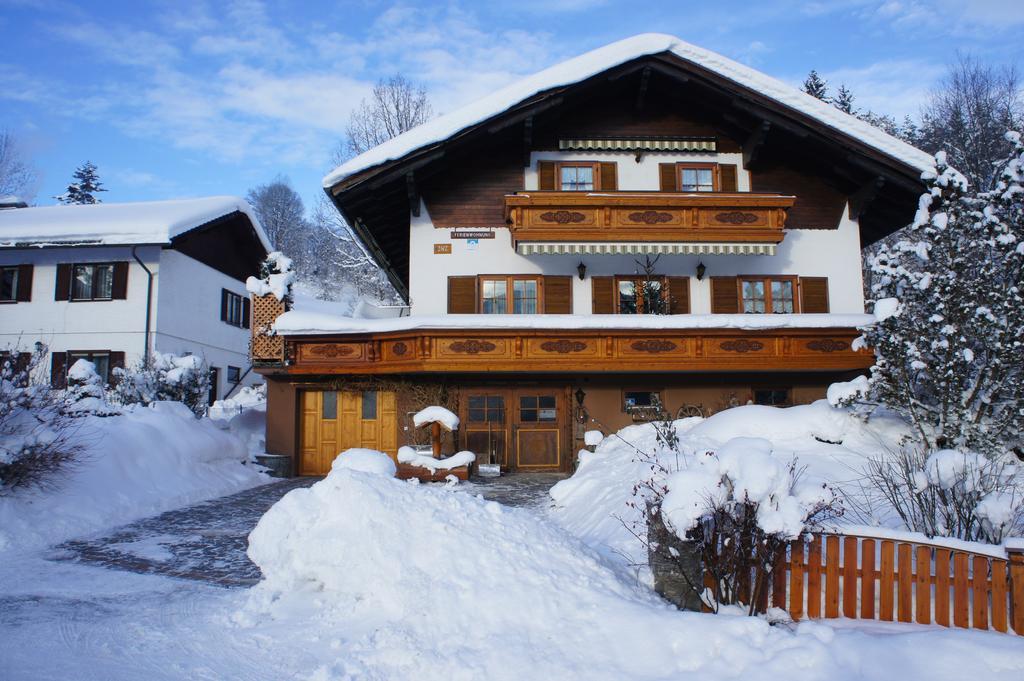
260;326;872;376
503;191;795;252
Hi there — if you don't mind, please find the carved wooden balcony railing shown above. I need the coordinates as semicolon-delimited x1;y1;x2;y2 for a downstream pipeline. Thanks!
503;191;795;249
262;327;872;376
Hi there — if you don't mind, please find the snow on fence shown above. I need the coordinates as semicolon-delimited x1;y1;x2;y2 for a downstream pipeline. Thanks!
705;532;1024;634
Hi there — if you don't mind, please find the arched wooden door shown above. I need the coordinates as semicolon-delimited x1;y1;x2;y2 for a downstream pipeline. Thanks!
299;389;397;475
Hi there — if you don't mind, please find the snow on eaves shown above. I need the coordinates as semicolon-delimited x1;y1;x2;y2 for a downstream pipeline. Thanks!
323;33;934;189
0;196;271;250
274;312;876;336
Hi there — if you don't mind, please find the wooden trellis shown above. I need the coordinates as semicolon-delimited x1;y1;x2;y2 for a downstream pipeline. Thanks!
250;293;286;363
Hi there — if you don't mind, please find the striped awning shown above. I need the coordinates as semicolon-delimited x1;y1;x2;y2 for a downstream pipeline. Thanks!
559;137;716;152
517;242;777;256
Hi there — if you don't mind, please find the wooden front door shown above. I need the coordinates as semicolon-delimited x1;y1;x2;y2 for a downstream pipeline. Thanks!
512;391;562;469
299;389;397;475
463;392;509;468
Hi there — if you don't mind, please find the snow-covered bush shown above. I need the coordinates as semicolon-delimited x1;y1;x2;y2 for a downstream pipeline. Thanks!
109;352;212;417
856;444;1022;544
858;139;1024;455
246;251;295;306
64;359;117;416
0;345;82;493
650;434;841;614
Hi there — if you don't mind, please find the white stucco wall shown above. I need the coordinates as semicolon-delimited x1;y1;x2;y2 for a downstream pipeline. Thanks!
406;152;865;316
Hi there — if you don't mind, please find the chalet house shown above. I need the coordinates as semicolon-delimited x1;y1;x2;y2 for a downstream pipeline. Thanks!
251;34;932;476
0;197;270;400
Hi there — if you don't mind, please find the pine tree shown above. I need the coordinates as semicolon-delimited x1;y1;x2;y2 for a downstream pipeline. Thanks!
860;141;1024;455
55;161;107;205
802;70;829;101
833;84;856;114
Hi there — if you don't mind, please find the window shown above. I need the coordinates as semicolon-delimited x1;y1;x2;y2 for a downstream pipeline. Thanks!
468;395;505;423
68;351;110;383
678;163;718;192
519;395;557;422
623;391;661;410
222;290;245;326
739;276;798;314
558;163;596;191
616;276;665;314
72;264;114;300
227;366;241;384
322;391;338;419
0;267;17;302
479;276;541;314
361;391;378;420
753;388;791;407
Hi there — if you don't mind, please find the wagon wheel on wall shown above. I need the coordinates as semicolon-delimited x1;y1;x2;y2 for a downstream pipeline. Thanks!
676;404;705;419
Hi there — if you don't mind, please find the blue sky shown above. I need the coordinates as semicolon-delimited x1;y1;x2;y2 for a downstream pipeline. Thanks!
2;0;1022;214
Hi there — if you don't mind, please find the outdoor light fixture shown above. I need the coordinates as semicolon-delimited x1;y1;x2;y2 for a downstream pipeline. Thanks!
574;387;586;407
696;261;706;281
577;261;587;280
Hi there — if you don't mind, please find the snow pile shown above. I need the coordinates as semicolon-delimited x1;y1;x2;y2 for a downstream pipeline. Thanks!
208;385;267;460
332;448;397;477
826;375;869;407
413;405;460;430
323;34;931;189
551;401;908;563
661;437;835;540
245;251;294;302
0;196;270;249
584;430;604;446
397;446;475;471
0;403;268;553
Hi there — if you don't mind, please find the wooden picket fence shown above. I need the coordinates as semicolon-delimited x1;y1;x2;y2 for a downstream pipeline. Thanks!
710;532;1024;634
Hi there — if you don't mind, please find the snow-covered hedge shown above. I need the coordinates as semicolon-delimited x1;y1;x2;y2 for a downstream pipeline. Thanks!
110;352;212;417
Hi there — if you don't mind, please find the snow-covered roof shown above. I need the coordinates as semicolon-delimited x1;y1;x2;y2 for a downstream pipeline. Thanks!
323;33;933;188
274;312;875;336
0;196;271;249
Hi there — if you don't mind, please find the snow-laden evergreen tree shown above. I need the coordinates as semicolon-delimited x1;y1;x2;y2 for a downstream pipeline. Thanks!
802;70;829;101
55;161;106;205
833;84;856;114
64;359;115;416
860;140;1024;455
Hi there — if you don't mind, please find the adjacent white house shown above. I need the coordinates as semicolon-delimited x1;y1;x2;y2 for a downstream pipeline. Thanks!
0;196;271;400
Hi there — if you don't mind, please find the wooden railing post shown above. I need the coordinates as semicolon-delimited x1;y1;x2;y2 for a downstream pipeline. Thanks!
1009;548;1024;636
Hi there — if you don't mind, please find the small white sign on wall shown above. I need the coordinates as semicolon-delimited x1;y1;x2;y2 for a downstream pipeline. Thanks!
466;238;480;251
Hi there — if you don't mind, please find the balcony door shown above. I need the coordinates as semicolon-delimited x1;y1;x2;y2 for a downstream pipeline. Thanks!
513;391;561;469
461;388;565;471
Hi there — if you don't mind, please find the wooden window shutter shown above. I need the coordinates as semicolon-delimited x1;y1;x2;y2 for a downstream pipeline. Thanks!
537;161;556;190
543;275;572;314
710;276;740;314
108;351;126;386
242;297;251;329
719;164;738;192
15;264;33;302
447;276;478;314
667;276;690;314
659;163;679;191
111;262;129;299
220;289;229;321
50;351;68;389
800;277;830;313
598;162;618;191
55;263;72;301
591;276;614;314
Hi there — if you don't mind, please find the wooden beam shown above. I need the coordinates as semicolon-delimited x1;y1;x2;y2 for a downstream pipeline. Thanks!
486;97;563;133
730;99;809;138
635;66;651;111
846;154;922;193
848;176;885;220
743;120;771;167
406;172;420;217
523;115;533;167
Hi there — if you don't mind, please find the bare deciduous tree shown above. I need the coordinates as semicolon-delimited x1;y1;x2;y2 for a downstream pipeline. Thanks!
340;74;433;160
0;129;38;201
246;176;309;255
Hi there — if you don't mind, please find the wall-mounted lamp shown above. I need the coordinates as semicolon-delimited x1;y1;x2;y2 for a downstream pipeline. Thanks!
574;387;586;407
577;261;587;280
696;261;706;281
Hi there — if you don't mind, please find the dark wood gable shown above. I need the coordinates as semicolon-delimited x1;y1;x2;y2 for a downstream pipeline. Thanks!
169;211;268;282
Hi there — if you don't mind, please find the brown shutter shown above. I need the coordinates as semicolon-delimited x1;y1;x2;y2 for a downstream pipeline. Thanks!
537;161;556;190
242;297;251;329
598;162;618;191
50;351;68;389
15;264;33;302
111;262;129;299
108;351;126;386
719;164;738;192
591;276;614;314
667;276;690;314
55;263;72;301
220;289;229;322
710;277;740;314
447;276;478;314
543;275;572;314
659;163;678;191
800;277;830;313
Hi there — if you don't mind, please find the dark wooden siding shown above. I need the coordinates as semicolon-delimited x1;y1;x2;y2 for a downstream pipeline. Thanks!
751;162;847;230
422;146;523;229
